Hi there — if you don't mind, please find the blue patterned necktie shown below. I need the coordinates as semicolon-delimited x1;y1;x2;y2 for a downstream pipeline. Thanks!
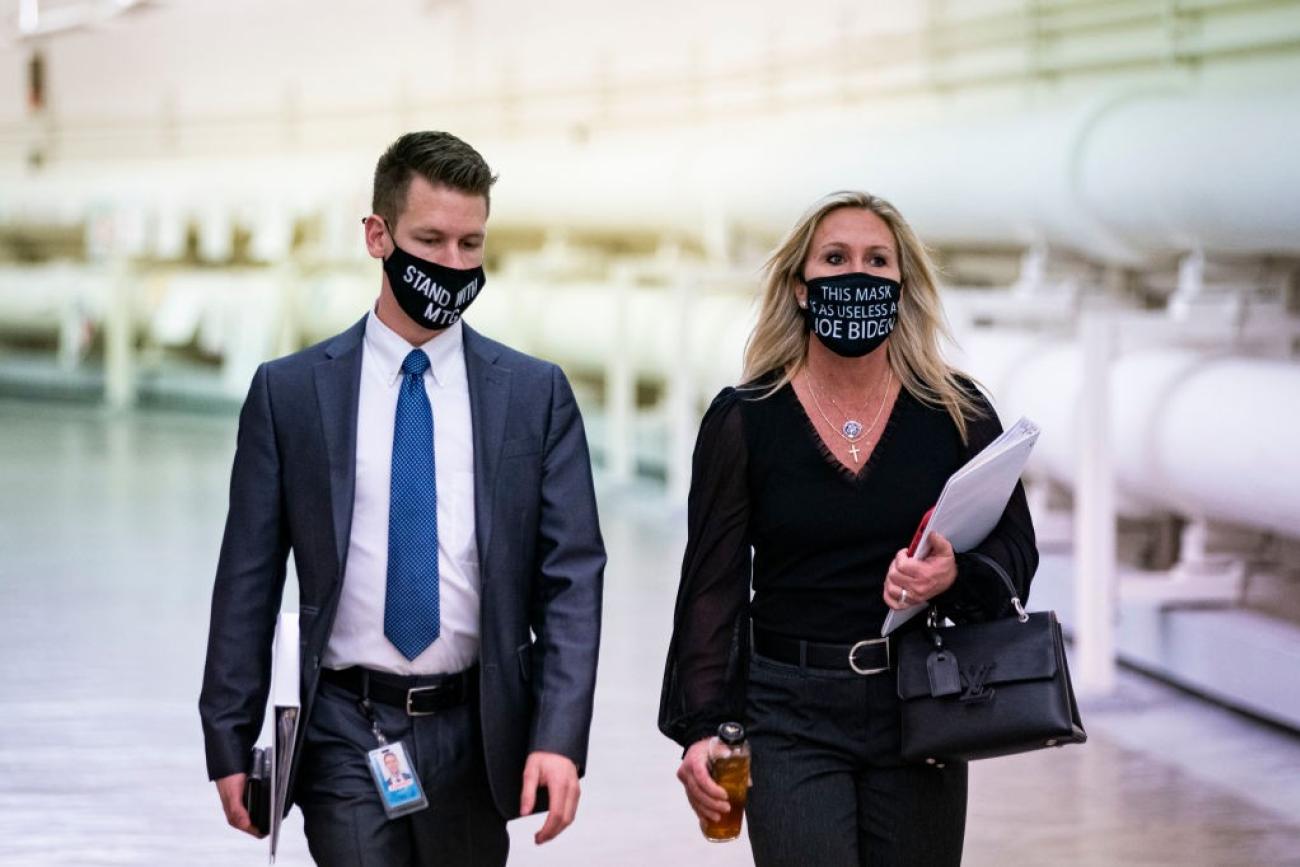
384;349;440;660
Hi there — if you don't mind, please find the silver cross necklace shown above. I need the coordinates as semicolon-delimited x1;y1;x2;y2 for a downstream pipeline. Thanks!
806;367;893;464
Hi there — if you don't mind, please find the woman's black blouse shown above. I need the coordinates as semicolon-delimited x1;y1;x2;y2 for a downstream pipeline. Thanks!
658;378;1039;748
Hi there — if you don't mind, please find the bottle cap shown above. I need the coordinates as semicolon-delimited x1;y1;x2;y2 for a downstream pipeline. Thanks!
717;721;745;745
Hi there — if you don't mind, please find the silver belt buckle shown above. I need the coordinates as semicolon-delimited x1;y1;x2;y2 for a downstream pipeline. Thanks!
848;637;890;676
405;685;442;717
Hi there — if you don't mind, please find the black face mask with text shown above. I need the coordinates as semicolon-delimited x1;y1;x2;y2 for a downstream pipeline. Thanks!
802;272;900;358
380;222;485;330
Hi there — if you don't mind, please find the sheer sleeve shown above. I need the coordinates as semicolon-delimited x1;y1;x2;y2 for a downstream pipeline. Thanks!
932;389;1040;624
658;388;752;748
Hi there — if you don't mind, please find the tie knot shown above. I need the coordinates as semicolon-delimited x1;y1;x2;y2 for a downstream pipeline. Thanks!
402;350;430;377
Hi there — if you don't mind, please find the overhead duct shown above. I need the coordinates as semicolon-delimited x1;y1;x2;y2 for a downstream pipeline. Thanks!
487;88;1300;264
959;331;1300;538
4;89;1298;267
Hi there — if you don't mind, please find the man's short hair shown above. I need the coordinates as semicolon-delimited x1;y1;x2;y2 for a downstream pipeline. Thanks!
372;131;497;227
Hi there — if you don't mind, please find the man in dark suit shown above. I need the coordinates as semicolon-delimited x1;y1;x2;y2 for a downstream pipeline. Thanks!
199;131;605;865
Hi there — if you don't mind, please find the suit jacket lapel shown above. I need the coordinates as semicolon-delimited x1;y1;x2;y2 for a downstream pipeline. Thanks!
314;316;367;575
463;324;511;566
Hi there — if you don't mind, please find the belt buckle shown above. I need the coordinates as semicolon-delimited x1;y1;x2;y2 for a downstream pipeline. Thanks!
405;684;444;717
848;638;889;676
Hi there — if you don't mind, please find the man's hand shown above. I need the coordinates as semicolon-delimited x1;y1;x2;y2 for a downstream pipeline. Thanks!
676;738;730;824
215;772;263;838
519;751;580;845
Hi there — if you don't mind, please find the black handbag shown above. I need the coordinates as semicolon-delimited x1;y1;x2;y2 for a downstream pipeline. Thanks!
896;553;1087;764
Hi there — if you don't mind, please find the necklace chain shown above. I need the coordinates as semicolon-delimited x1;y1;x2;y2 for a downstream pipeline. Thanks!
823;379;877;423
806;367;893;456
819;360;881;417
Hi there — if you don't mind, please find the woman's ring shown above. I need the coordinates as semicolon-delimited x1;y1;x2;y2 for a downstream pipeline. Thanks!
899;588;909;605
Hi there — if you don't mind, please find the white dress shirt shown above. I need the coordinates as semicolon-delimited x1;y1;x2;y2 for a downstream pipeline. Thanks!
322;311;480;675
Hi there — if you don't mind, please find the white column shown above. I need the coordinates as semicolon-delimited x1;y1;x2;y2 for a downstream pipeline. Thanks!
273;260;300;360
1169;248;1204;322
57;287;86;371
666;276;696;502
604;271;635;484
222;275;279;399
104;258;136;410
1073;308;1117;695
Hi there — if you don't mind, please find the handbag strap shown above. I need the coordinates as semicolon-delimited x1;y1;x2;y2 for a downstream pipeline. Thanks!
964;551;1030;623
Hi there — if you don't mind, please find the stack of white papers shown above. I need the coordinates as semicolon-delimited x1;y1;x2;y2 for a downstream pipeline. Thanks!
881;416;1040;636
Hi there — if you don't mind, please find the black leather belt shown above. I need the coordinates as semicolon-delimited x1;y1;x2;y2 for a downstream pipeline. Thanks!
753;627;892;675
321;666;475;716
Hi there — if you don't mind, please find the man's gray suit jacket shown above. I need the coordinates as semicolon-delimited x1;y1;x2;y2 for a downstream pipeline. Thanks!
199;315;606;818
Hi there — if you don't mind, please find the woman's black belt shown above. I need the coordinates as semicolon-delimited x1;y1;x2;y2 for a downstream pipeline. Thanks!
752;626;892;675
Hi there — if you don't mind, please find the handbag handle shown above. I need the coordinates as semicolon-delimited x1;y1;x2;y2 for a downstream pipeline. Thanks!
963;552;1030;623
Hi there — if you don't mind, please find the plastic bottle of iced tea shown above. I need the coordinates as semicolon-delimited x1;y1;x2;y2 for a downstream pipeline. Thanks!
702;721;750;842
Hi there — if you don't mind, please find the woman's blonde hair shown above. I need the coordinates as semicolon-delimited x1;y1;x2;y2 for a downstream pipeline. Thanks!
741;190;985;443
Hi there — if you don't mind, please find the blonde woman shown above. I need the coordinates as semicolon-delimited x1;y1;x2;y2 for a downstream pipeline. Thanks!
659;191;1038;866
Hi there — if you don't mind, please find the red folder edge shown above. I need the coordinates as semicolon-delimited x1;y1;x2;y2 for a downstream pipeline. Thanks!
907;506;935;558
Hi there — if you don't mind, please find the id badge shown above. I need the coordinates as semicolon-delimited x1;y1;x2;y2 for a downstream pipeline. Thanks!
366;741;429;819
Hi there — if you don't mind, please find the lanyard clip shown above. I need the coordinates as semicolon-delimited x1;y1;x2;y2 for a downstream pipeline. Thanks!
356;673;389;746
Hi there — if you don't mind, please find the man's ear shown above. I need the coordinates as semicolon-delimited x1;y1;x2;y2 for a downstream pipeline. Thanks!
363;215;392;260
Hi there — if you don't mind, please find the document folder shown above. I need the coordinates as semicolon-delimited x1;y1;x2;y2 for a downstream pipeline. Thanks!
248;612;300;863
881;416;1040;636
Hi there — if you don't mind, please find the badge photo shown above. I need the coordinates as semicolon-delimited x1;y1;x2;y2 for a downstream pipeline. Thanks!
366;741;429;819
